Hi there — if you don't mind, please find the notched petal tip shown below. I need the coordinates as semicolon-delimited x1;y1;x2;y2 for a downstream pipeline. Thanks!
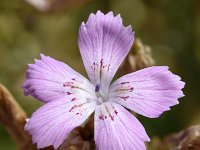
40;53;49;59
80;22;86;26
106;11;114;17
180;81;186;90
86;10;132;30
144;134;150;142
95;10;114;16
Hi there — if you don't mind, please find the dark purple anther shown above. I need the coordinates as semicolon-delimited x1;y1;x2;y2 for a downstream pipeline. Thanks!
95;84;100;92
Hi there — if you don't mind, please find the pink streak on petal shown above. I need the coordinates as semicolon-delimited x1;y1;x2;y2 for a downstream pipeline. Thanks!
78;11;134;93
25;99;96;149
95;102;149;150
109;66;185;118
22;54;94;103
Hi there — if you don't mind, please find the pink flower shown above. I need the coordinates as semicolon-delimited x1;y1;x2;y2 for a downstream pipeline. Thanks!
23;11;185;150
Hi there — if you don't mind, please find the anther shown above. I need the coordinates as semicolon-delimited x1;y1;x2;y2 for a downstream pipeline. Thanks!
95;84;100;92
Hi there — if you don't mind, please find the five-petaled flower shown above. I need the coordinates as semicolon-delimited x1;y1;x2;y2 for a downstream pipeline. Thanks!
23;11;185;150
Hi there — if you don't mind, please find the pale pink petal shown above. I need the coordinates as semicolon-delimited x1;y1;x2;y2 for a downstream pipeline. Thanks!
78;11;134;93
22;54;96;103
109;66;185;118
25;99;96;149
95;102;149;150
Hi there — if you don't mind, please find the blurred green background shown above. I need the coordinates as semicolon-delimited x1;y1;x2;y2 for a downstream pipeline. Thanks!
0;0;200;149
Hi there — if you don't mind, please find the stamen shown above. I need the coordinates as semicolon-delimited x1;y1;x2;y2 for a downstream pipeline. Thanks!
95;84;100;92
94;84;108;104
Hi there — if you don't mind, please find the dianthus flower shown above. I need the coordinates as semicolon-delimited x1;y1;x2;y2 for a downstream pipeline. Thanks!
23;11;185;150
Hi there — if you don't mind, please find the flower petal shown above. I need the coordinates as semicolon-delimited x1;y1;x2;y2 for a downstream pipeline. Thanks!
22;54;96;103
109;66;185;118
95;102;149;150
25;99;96;149
78;11;134;93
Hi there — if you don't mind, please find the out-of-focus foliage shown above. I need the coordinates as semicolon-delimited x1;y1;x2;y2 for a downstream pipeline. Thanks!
26;0;91;12
149;125;200;150
0;84;35;150
0;0;200;149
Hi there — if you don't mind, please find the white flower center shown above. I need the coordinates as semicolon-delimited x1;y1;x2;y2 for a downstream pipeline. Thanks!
95;84;108;104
